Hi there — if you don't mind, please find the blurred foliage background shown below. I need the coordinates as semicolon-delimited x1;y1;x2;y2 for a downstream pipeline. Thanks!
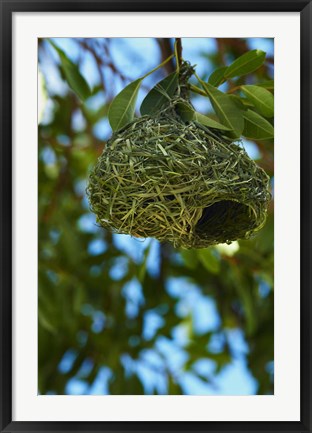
38;37;274;395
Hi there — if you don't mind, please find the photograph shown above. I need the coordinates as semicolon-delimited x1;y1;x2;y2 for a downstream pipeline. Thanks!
37;36;275;396
1;1;311;431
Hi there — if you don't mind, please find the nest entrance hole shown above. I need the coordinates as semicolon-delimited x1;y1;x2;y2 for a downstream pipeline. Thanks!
195;200;254;238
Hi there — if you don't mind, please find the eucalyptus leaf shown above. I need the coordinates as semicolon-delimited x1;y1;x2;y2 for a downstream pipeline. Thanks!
243;109;274;140
108;78;143;131
48;40;91;102
225;49;266;79
241;85;274;117
140;72;178;116
208;66;228;87
198;78;244;137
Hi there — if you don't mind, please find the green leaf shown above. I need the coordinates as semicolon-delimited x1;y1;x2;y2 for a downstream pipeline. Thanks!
137;241;152;282
48;40;91;102
108;54;175;130
198;78;244;137
168;377;183;394
176;102;232;131
197;249;220;274
243;109;274;140
209;350;232;370
108;78;142;131
225;49;266;79
38;313;56;334
228;94;246;110
175;102;195;122
257;80;274;91
208;66;228;87
140;72;178;116
181;249;198;270
194;112;231;131
241;85;274;118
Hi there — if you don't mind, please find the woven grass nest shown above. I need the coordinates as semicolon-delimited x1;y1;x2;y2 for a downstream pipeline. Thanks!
87;99;271;249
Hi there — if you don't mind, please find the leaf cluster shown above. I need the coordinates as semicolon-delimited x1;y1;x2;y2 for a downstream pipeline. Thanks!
107;48;274;142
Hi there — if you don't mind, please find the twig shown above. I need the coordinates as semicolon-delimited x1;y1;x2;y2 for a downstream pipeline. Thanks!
175;38;183;71
190;84;207;97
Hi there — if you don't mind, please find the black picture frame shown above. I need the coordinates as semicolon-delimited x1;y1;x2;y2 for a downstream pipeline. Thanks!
1;1;311;432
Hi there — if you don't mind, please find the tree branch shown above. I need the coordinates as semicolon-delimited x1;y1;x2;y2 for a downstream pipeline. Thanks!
156;38;175;73
175;38;183;70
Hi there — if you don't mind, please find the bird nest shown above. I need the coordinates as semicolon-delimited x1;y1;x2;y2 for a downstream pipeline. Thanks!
87;100;271;249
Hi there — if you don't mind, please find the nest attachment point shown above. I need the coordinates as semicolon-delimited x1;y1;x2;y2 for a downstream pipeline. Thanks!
87;101;271;249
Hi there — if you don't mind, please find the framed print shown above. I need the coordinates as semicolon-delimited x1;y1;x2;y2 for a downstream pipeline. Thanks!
0;1;311;432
